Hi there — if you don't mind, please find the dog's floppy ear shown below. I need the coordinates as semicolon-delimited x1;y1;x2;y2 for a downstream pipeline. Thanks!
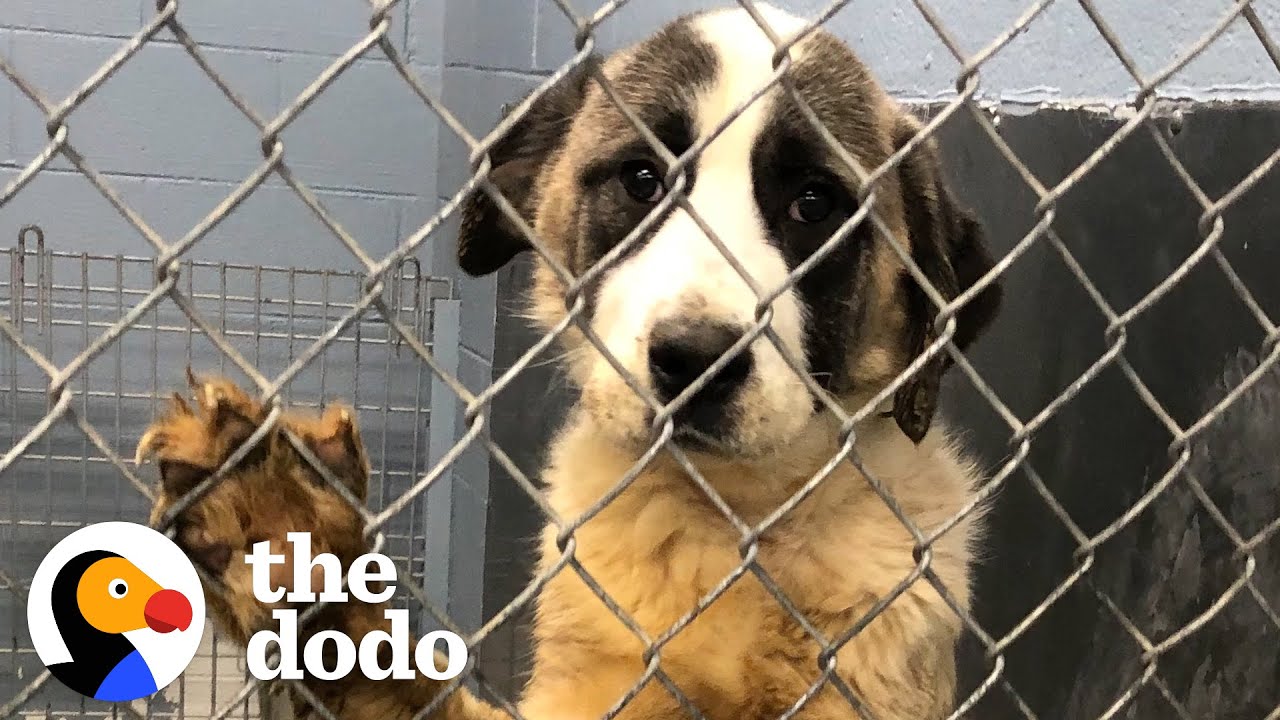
457;57;600;276
890;114;1002;443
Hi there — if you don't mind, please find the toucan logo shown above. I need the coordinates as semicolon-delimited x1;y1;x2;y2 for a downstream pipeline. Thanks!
27;522;206;703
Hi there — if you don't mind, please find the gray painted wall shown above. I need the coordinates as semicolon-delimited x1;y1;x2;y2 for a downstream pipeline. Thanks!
2;0;446;269
534;0;1280;104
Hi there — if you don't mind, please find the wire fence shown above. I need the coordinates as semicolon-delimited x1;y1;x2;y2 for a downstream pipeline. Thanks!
2;1;1279;719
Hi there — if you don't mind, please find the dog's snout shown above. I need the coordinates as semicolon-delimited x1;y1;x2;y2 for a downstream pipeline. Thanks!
648;321;752;404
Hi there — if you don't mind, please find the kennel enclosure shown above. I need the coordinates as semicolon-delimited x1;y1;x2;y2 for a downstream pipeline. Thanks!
3;1;1280;718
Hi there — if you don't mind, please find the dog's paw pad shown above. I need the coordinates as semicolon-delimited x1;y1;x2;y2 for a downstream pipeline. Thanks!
177;524;233;575
288;404;370;501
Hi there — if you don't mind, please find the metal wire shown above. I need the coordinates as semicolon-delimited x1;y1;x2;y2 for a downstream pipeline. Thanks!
2;1;1279;719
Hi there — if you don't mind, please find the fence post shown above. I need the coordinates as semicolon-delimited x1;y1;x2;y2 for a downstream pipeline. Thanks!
421;298;487;635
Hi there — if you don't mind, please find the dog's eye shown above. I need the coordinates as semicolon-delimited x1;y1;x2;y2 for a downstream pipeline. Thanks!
788;184;836;224
619;160;665;203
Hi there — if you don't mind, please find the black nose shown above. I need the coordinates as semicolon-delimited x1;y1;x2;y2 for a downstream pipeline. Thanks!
647;320;753;406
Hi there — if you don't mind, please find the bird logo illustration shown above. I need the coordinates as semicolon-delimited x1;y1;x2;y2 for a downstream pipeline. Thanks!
28;522;206;703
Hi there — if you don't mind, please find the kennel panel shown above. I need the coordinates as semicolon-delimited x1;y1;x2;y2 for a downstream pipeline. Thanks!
0;240;475;720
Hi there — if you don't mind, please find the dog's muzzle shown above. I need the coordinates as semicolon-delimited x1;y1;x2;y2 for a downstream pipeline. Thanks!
647;319;752;440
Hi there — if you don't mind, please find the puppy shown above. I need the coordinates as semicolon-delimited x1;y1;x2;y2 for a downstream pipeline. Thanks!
141;5;1001;719
461;4;999;718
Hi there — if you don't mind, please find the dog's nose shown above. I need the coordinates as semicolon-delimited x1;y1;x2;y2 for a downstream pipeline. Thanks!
647;320;753;405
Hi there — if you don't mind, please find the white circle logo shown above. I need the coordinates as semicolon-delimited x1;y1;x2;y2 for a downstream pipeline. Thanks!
27;521;206;702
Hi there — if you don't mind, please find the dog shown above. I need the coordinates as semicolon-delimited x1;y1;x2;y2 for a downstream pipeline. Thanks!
138;5;1002;719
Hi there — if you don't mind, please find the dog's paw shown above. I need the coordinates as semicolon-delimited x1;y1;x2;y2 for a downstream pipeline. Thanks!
135;368;271;495
137;371;372;644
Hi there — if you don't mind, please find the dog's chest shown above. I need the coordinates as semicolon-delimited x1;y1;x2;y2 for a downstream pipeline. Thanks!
535;476;868;701
529;420;980;717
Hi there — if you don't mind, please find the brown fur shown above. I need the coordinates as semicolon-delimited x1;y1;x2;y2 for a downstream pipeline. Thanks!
521;414;981;720
140;372;503;720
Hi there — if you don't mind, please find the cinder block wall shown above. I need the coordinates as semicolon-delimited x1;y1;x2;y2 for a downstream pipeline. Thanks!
1;1;449;268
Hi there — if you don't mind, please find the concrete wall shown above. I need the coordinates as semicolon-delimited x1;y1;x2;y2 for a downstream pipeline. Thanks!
533;0;1280;104
1;0;447;269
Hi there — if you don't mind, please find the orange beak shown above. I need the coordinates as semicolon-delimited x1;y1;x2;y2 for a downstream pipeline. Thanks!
144;588;192;633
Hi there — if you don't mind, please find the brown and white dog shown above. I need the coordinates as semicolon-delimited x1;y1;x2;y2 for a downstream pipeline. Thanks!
460;5;1001;715
140;5;1002;720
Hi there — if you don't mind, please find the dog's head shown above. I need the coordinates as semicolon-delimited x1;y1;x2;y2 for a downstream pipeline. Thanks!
457;5;1001;456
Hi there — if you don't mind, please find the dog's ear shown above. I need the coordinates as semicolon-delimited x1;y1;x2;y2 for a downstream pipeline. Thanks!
457;57;600;276
890;114;1002;443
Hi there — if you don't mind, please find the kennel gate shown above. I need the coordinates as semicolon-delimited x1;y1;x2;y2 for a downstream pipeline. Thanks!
0;231;481;720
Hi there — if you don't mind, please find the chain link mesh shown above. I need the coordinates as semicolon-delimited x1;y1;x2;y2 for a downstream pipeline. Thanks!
3;1;1280;718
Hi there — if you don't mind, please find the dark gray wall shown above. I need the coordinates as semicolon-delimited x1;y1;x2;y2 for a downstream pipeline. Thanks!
940;104;1280;717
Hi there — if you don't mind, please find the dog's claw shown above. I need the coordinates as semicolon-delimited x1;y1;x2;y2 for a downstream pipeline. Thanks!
203;383;220;412
171;392;192;416
134;428;161;466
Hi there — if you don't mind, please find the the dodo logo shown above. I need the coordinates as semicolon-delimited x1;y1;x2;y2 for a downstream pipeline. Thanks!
27;522;206;702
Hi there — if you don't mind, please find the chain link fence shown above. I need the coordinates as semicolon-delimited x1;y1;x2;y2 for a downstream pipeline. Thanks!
2;1;1279;719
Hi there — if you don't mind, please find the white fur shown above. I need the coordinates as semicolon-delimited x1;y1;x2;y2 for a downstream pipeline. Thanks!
585;5;817;452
